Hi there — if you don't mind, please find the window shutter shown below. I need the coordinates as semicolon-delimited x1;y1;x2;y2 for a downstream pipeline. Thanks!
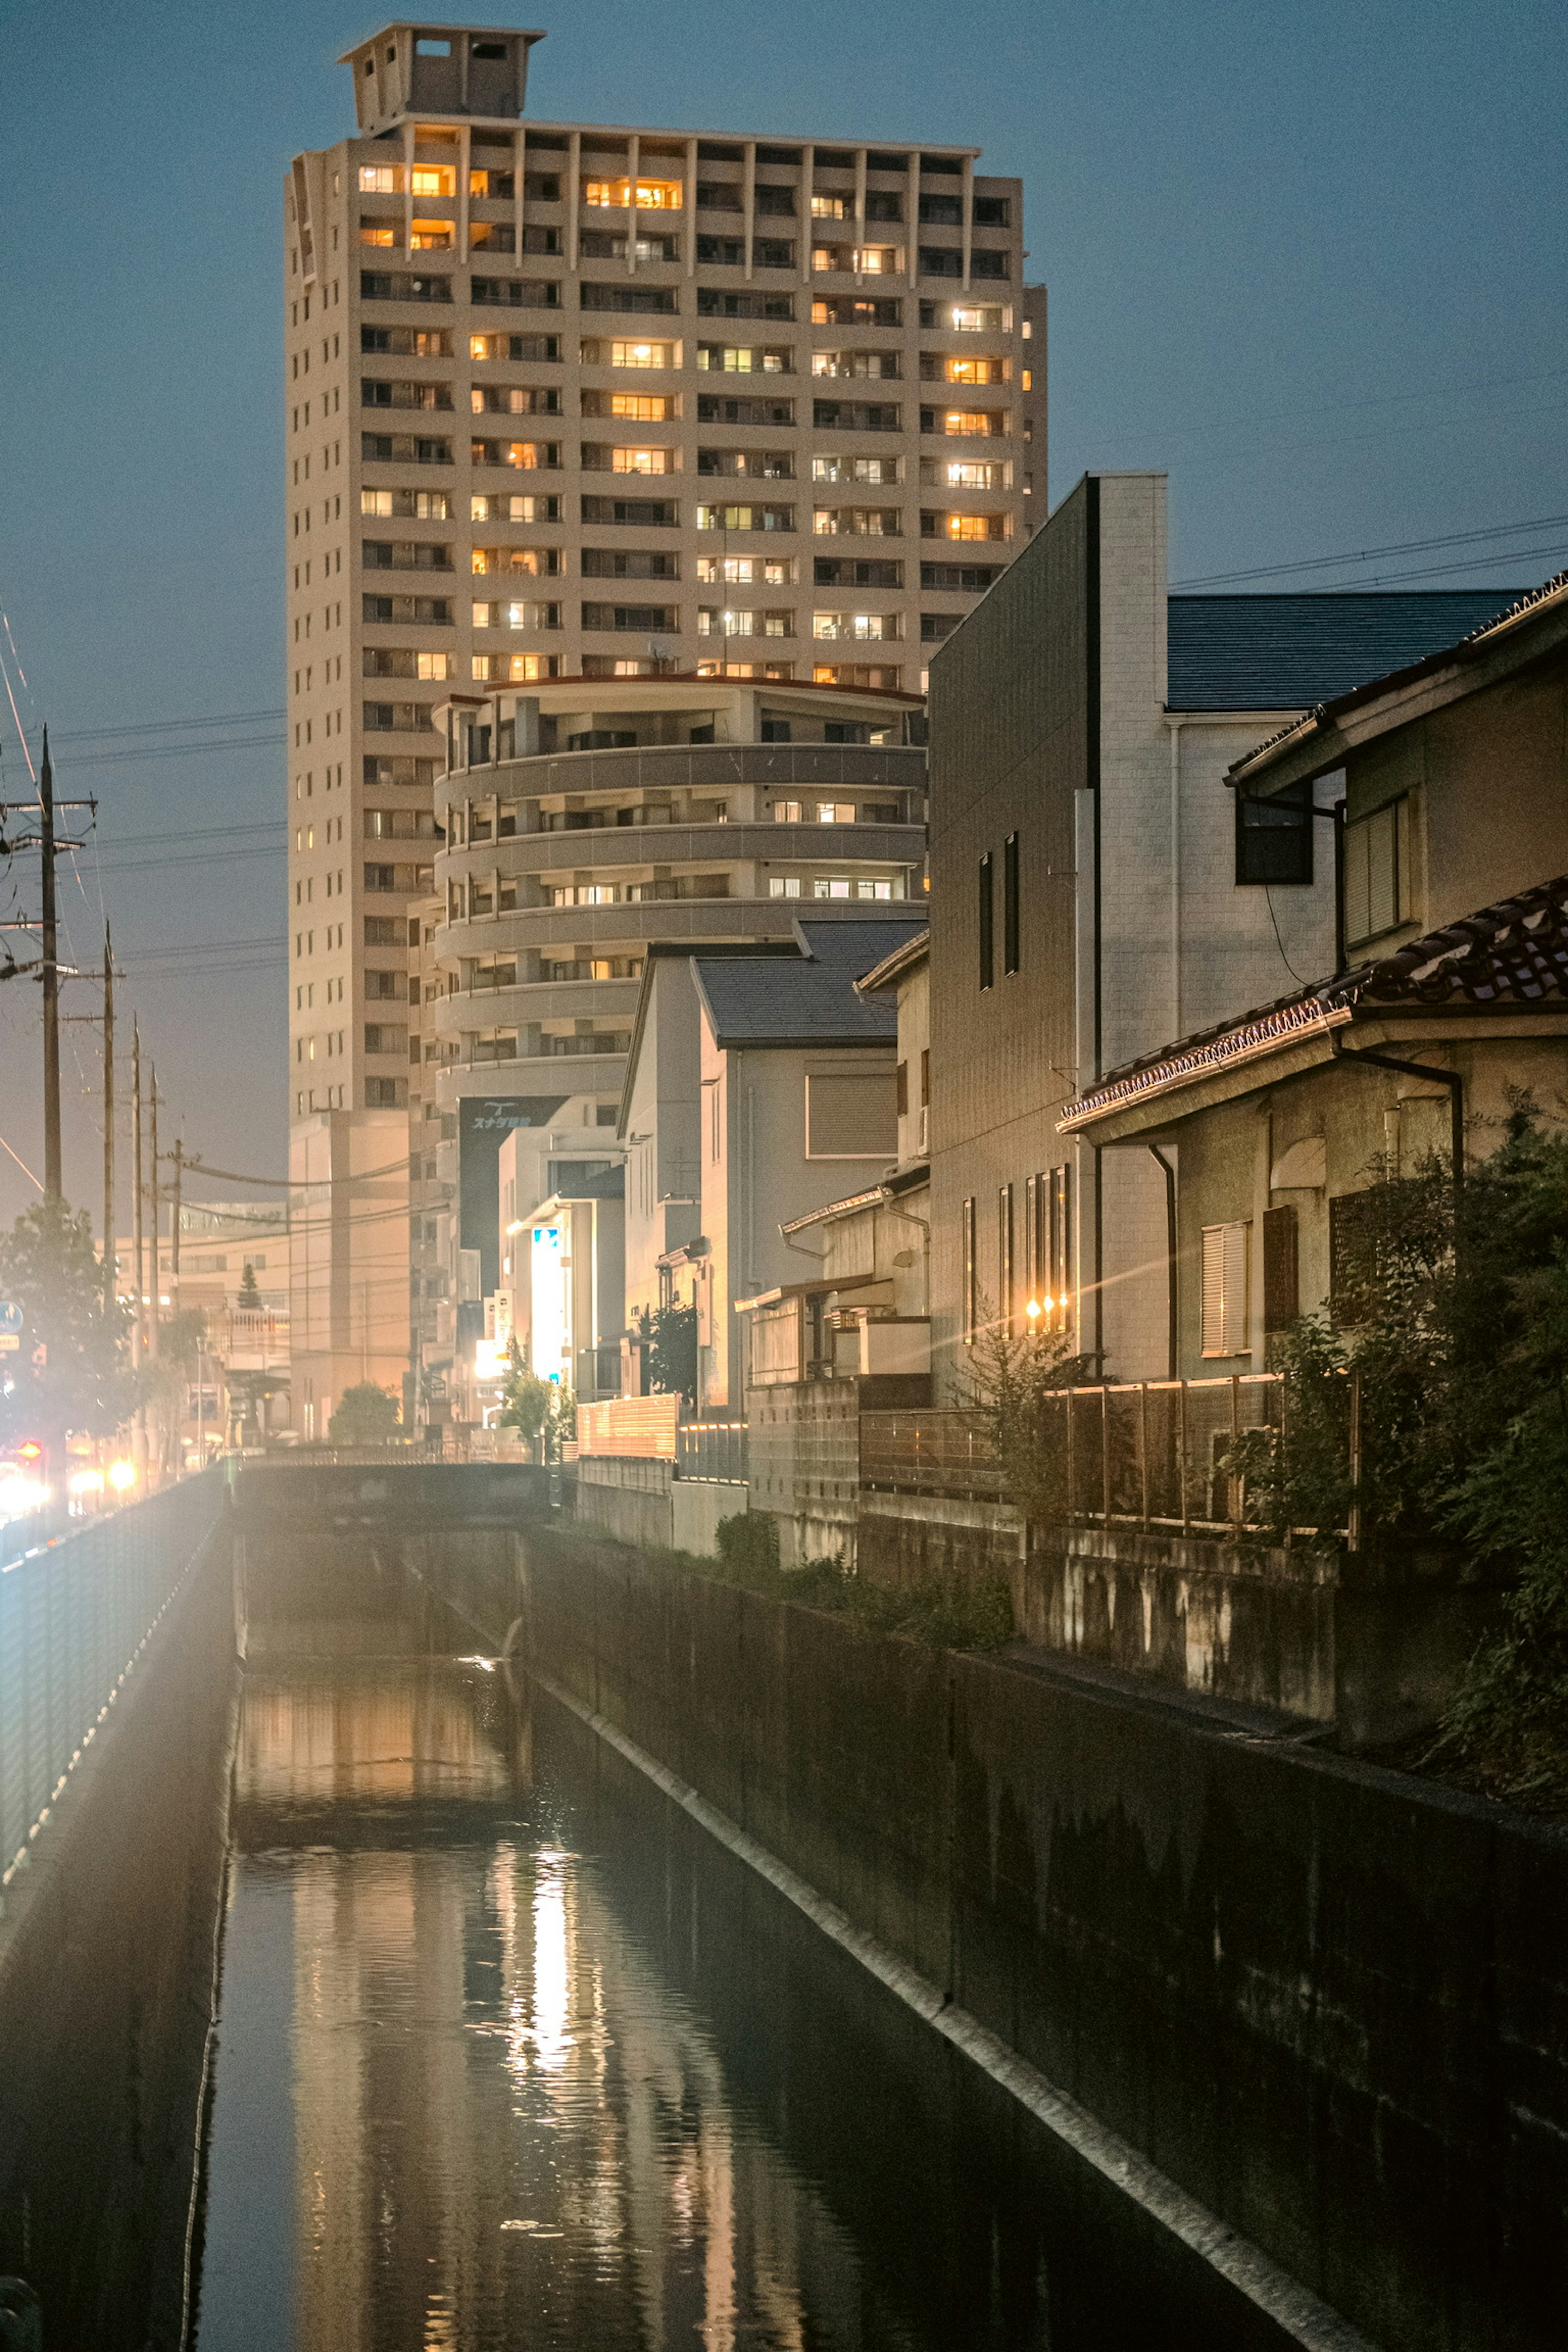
1263;1205;1299;1332
1202;1221;1251;1356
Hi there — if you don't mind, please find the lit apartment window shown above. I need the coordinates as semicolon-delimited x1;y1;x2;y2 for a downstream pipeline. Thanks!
812;611;898;641
815;802;855;822
813;878;894;900
942;410;999;436
949;305;1008;332
942;460;1009;489
410;166;454;198
606;393;674;421
1201;1222;1251;1358
583;178;684;210
773;801;803;822
812;454;898;486
768;877;802;896
611;447;673;474
409;220;453;252
944;513;1005;541
854;247;896;274
943;356;1008;384
811;194;849;219
696;554;792;584
549;883;619;906
416;653;451;680
471;493;559;523
607;340;674;368
361;220;399;248
359;166;403;194
697;344;788;373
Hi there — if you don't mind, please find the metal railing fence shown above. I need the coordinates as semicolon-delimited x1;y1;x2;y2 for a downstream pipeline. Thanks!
861;1374;1319;1537
676;1420;749;1485
0;1472;226;1899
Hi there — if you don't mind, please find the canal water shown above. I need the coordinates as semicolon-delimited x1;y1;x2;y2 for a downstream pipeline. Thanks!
192;1638;1299;2351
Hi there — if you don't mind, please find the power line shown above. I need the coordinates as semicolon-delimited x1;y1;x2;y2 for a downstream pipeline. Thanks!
43;708;285;744
1173;512;1568;590
49;735;285;770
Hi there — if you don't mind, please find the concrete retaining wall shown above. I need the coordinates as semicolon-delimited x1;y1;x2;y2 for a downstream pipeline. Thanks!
509;1522;1568;2352
0;1528;237;2350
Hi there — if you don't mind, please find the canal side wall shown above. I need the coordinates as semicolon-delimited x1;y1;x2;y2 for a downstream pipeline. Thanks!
0;1512;238;2352
508;1521;1568;2352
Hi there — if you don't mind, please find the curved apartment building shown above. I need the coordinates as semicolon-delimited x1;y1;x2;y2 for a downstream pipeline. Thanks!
411;674;926;1402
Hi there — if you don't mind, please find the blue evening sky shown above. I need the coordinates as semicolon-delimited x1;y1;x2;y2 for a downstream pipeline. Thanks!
0;0;1562;1218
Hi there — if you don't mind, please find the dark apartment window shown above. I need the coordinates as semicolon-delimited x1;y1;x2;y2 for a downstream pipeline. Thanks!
978;850;994;989
1235;782;1314;886
963;1196;977;1346
896;1060;909;1116
920;1047;930;1107
1003;830;1020;974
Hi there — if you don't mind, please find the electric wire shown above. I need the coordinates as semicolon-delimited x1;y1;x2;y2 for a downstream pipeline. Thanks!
1173;510;1568;590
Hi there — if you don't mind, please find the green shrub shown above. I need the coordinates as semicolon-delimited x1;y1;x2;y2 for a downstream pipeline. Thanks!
702;1512;1012;1650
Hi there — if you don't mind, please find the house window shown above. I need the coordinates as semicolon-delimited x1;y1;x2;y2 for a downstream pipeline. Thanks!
998;1182;1013;1338
963;1196;977;1346
1200;1221;1250;1357
978;849;993;989
1027;1163;1073;1332
1235;782;1314;886
1344;796;1409;946
1329;1190;1378;1324
1003;830;1019;973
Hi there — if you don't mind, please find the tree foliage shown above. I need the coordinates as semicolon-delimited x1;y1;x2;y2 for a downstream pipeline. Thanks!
1223;1103;1568;1797
962;1298;1097;1531
0;1198;135;1454
637;1302;698;1404
328;1381;402;1443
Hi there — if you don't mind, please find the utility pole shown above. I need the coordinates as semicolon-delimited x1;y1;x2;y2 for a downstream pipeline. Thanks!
39;731;59;1200
170;1137;183;1319
131;1022;147;1483
148;1060;160;1341
102;929;115;1313
131;1024;145;1365
0;726;94;1203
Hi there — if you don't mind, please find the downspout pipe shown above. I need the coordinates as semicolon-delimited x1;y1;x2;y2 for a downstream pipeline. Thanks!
1147;1145;1178;1380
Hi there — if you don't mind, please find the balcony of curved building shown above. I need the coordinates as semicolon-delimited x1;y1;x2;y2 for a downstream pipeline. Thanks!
432;969;643;1034
430;1045;630;1107
436;816;923;886
441;735;928;803
431;890;919;965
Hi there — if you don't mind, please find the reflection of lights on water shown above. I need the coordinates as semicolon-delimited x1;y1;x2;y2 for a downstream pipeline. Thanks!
532;1858;571;2070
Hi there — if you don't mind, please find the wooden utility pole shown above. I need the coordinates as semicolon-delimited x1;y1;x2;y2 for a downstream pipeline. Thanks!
102;929;114;1311
170;1138;183;1319
131;1023;145;1368
148;1060;160;1342
38;730;60;1198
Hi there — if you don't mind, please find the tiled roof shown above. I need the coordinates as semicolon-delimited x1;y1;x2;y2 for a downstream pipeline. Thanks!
1166;589;1522;712
693;913;923;1047
1061;877;1568;1128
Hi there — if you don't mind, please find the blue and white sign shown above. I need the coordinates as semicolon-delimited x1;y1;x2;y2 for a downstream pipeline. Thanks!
0;1304;22;1335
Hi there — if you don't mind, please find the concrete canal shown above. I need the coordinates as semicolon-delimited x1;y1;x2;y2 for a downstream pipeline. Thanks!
189;1550;1298;2351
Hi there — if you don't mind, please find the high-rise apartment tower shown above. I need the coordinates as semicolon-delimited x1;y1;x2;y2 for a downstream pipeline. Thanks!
285;22;1041;1432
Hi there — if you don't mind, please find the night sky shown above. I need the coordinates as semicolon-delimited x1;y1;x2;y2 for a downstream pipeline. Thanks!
0;0;1563;1223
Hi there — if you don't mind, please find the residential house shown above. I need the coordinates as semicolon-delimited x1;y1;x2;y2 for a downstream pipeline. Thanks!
924;469;1524;1386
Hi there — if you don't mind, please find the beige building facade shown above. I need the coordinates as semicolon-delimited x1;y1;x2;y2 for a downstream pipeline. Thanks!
285;21;1039;1417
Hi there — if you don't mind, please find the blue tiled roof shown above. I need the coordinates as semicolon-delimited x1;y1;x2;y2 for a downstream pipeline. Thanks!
1166;590;1524;713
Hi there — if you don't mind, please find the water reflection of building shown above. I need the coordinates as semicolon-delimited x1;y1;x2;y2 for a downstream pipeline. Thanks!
225;1663;866;2348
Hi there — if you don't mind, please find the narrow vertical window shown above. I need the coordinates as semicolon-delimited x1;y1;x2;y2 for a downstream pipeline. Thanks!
978;851;993;990
1003;829;1019;973
998;1183;1014;1338
962;1196;977;1345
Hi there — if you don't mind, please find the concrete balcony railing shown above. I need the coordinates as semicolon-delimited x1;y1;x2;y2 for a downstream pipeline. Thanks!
432;975;641;1032
432;891;918;965
442;739;927;799
437;817;923;884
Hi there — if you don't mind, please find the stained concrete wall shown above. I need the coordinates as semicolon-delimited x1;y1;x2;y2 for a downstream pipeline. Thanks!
0;1532;237;2351
510;1523;1568;2352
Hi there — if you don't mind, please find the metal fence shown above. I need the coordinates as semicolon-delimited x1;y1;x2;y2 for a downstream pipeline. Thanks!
861;1374;1308;1537
676;1420;749;1486
0;1472;226;1900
